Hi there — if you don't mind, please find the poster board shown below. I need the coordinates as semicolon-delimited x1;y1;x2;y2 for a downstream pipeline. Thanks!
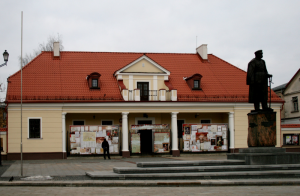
69;125;119;155
154;132;170;153
131;133;141;153
182;123;228;152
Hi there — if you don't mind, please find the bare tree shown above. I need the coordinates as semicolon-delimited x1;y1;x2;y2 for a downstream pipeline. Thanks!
19;34;64;66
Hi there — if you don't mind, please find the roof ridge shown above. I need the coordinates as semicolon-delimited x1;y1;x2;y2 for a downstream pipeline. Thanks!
8;51;46;80
210;54;247;73
42;51;197;55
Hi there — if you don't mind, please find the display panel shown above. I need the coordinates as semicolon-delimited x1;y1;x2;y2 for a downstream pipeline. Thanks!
182;123;228;152
154;132;170;153
69;125;119;155
131;133;141;153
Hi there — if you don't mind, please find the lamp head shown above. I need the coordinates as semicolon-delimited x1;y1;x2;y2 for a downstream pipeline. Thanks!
3;50;9;62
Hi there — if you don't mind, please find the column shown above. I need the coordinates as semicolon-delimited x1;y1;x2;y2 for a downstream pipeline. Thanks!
62;112;67;159
122;112;130;158
171;112;180;157
228;112;235;152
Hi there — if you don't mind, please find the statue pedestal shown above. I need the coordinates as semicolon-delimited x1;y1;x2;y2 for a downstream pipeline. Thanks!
247;111;276;147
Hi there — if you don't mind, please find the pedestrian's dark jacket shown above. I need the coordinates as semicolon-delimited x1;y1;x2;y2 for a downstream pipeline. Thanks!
102;140;109;149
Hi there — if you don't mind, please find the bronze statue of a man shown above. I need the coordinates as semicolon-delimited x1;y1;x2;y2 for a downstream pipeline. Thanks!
247;50;272;111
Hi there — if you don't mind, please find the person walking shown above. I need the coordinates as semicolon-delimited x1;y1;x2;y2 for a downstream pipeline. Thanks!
102;138;110;160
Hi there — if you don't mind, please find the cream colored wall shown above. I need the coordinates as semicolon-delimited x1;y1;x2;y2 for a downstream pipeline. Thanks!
283;71;300;119
7;108;62;153
234;108;281;148
122;59;164;73
0;133;7;155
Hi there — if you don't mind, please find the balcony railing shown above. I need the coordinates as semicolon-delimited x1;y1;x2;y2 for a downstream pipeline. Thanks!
122;89;177;101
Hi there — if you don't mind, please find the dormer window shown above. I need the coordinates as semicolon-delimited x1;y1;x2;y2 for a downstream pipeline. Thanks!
87;72;101;89
194;80;200;89
185;73;202;90
92;79;98;88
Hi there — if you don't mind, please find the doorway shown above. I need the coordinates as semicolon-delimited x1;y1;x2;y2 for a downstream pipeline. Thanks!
138;120;152;154
137;82;149;101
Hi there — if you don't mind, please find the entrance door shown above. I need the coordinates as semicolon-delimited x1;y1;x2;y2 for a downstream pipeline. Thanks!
137;82;149;101
138;120;152;154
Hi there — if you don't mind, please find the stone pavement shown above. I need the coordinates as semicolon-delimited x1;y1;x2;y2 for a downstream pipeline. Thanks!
1;186;300;196
1;154;227;177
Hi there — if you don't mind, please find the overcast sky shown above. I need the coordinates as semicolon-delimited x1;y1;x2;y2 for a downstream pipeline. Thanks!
0;0;299;100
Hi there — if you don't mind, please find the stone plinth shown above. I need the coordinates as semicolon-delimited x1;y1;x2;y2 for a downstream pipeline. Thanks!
247;111;276;147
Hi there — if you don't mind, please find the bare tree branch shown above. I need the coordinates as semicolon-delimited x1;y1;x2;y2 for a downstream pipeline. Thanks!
19;34;64;67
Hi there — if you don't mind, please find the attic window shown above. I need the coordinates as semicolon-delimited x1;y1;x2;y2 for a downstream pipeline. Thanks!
87;72;101;89
185;73;203;90
194;80;200;89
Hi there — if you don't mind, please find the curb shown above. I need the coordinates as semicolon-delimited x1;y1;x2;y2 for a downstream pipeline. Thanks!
1;180;300;187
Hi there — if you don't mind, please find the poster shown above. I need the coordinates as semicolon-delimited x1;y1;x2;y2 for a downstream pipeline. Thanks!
70;125;119;155
154;133;170;153
131;133;141;153
292;135;298;145
182;124;228;152
286;136;291;144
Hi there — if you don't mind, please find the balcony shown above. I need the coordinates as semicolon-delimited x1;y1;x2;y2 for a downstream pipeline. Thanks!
121;89;177;101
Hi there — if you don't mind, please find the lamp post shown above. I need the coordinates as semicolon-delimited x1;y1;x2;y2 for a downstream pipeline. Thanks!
0;50;9;166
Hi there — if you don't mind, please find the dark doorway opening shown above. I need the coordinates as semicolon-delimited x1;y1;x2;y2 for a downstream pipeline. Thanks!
138;120;152;154
137;82;149;101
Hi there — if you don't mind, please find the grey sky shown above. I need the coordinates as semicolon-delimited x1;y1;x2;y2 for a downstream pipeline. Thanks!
0;0;299;100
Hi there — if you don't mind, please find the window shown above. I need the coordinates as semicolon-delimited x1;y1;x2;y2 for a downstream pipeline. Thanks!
87;72;101;89
283;134;299;145
201;119;211;124
292;97;298;112
28;118;41;138
73;120;84;125
102;120;113;125
194;80;199;89
92;79;98;88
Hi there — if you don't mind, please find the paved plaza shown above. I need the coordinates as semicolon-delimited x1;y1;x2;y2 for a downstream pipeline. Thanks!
1;154;227;177
0;186;300;196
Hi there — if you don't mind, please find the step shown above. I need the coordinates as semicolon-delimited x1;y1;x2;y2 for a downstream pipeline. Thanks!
227;152;300;165
136;160;245;168
86;170;300;180
113;164;300;174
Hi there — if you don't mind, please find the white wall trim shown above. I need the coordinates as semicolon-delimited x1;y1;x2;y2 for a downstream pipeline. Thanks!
282;128;300;131
27;117;42;139
129;75;133;90
135;117;155;125
115;55;170;76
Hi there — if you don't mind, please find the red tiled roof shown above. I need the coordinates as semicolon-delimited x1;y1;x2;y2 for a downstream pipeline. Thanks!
6;51;283;103
281;124;300;128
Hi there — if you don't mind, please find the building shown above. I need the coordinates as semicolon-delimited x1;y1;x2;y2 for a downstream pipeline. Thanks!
2;44;283;160
273;68;300;151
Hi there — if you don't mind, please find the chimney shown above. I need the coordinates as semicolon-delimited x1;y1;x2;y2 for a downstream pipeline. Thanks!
53;42;60;57
196;44;207;60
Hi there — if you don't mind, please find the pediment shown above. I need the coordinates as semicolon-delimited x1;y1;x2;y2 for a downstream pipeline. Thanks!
115;55;170;75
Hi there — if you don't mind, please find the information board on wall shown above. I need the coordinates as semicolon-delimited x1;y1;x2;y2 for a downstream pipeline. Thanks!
153;132;170;153
131;133;141;153
69;125;119;155
182;124;228;152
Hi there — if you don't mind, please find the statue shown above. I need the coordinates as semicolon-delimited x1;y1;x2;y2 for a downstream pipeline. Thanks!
247;50;272;112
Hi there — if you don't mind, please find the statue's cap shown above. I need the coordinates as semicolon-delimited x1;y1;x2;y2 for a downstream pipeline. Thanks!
255;50;263;54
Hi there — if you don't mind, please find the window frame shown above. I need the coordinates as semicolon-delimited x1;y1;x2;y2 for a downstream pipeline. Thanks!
193;80;200;89
292;96;299;112
101;120;114;125
28;117;42;139
92;79;98;88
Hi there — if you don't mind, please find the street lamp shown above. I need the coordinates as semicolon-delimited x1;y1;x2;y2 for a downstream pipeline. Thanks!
0;50;9;68
0;50;8;166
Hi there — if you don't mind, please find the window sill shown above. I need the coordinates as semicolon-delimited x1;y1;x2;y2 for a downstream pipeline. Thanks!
90;87;100;89
291;110;299;113
192;88;202;90
27;138;43;140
